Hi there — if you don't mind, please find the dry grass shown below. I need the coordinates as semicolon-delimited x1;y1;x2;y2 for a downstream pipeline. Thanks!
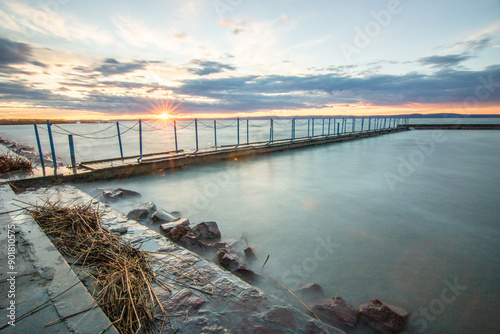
25;200;162;334
0;152;32;173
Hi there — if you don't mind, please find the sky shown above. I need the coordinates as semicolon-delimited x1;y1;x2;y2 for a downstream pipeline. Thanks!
0;0;500;120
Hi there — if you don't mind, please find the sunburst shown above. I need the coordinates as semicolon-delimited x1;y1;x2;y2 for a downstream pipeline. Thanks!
147;99;182;120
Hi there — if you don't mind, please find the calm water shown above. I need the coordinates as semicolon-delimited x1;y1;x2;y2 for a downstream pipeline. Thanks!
2;116;498;166
76;129;500;333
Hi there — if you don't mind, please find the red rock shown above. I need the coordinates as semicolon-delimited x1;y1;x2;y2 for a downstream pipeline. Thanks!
244;247;257;261
310;296;358;328
357;299;408;334
170;224;191;242
192;221;221;240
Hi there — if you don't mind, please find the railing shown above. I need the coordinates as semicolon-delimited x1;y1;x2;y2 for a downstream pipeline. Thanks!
33;117;409;170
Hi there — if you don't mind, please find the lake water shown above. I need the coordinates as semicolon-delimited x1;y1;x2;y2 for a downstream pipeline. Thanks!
75;129;500;333
3;116;497;166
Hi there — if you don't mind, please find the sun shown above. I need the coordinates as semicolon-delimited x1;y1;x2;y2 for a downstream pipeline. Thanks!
158;112;171;120
147;98;182;121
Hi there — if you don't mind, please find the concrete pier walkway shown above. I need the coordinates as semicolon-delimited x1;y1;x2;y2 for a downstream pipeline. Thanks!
8;127;408;190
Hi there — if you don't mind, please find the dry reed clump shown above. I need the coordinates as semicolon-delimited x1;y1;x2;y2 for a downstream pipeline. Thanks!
0;152;32;173
25;200;163;334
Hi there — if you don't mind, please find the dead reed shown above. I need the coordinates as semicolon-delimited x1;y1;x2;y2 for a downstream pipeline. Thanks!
0;152;32;173
26;200;161;334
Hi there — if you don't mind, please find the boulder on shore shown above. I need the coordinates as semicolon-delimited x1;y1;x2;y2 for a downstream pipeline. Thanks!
217;248;258;283
295;283;325;303
160;218;190;236
357;299;408;334
152;209;179;222
310;296;358;328
170;224;191;242
126;202;157;220
103;188;141;200
192;221;221;240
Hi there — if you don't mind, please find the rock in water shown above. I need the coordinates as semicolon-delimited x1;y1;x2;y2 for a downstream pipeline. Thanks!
357;299;408;334
152;209;178;222
310;296;358;328
244;247;257;261
103;188;141;200
192;221;221;240
127;209;148;220
160;218;190;236
126;202;157;220
217;248;258;282
170;225;191;242
295;283;326;303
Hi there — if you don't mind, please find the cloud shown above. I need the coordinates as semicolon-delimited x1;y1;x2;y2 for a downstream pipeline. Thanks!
417;54;472;68
0;38;31;65
187;60;236;76
0;1;112;45
93;58;147;76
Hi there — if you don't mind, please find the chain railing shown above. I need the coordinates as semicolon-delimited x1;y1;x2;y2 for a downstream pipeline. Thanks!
34;117;409;170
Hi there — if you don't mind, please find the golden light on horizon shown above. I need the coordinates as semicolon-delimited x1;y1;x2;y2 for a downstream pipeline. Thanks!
147;98;182;120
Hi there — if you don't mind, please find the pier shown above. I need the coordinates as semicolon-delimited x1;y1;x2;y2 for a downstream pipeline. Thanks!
8;120;409;189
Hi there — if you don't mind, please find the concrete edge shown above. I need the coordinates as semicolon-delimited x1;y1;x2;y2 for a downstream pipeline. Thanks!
0;184;118;334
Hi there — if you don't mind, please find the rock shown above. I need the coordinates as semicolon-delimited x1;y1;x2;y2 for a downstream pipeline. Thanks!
296;283;326;303
126;202;157;220
102;188;141;200
192;221;221;240
217;248;258;282
217;248;244;272
127;209;148;220
265;307;298;330
199;240;228;251
160;218;190;236
244;247;257;261
179;233;205;252
357;299;408;334
152;209;179;222
230;318;285;334
110;227;128;235
170;224;191;242
310;296;358;328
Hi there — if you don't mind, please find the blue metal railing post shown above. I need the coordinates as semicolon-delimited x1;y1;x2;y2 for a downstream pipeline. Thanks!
174;120;178;151
46;120;57;171
34;124;45;170
368;117;371;131
384;118;387;129
327;118;331;136
116;122;123;158
312;117;315;137
138;119;143;161
68;134;76;168
322;119;325;136
214;120;217;148
352;118;355;133
246;119;249;144
269;118;274;143
361;118;364;132
236;117;240;147
291;117;295;141
195;118;199;152
307;119;310;138
337;122;340;135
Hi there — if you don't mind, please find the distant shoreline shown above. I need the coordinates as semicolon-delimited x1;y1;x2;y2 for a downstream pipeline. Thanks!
0;113;499;125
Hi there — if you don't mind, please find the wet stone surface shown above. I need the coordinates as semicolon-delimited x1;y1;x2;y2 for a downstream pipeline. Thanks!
17;185;348;334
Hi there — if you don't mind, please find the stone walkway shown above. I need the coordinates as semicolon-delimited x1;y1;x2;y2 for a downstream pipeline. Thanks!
7;184;345;333
0;184;118;333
